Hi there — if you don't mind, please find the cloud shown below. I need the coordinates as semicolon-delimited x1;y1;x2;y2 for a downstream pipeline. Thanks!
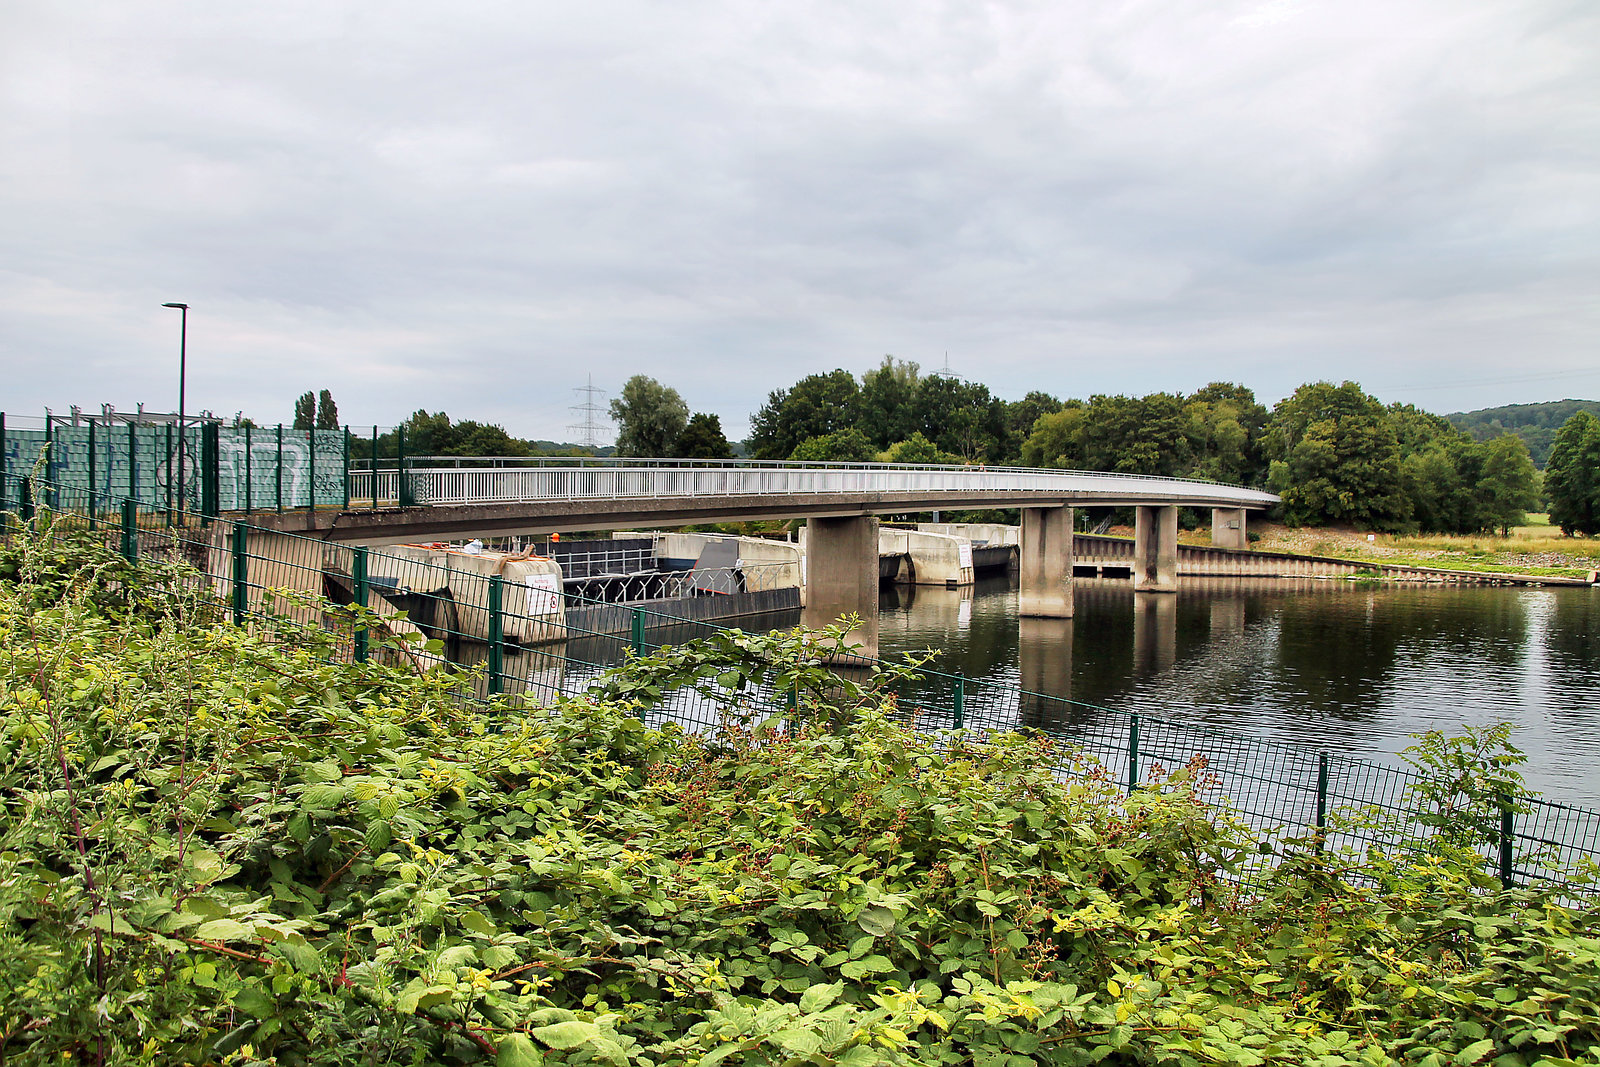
2;0;1596;438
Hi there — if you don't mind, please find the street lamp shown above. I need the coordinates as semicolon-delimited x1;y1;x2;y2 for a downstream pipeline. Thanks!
162;303;189;512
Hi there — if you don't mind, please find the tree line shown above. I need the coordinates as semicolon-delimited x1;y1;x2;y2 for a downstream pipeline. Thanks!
725;362;1549;535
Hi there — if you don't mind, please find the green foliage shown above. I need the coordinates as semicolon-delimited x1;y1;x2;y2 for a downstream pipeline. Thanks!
858;358;924;449
293;391;316;431
1544;410;1600;536
610;376;691;459
748;370;862;460
4;538;1600;1065
1448;398;1600;467
1267;381;1411;530
316;389;340;431
879;433;960;465
677;413;735;460
790;427;880;463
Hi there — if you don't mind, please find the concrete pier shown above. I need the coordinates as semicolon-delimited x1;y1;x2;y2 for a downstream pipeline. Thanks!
1019;506;1075;617
1211;507;1248;550
802;516;879;657
1133;505;1179;593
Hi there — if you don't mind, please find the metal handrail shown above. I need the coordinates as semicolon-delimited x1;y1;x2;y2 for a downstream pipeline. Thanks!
352;463;1279;509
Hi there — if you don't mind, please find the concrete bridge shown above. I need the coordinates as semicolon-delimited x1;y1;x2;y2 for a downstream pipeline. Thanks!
248;458;1276;655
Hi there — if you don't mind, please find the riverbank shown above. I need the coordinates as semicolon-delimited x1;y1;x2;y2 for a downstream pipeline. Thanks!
1202;515;1600;580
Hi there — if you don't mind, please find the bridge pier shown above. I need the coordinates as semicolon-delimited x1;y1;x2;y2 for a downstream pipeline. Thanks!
1019;506;1074;617
802;516;879;657
1211;507;1248;550
1133;505;1179;593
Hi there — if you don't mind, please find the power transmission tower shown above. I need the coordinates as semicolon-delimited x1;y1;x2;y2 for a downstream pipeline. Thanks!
568;376;610;448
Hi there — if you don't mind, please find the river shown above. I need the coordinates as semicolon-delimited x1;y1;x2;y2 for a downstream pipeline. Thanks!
876;576;1600;806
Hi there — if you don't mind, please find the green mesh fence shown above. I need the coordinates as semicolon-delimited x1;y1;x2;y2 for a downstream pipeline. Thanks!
6;481;1599;901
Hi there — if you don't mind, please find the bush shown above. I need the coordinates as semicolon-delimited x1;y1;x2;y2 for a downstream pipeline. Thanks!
2;534;1598;1065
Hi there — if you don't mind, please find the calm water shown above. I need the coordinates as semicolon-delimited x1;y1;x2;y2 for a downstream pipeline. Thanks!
876;577;1600;806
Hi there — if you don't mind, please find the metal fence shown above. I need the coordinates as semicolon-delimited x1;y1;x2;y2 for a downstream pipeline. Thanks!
6;484;1598;900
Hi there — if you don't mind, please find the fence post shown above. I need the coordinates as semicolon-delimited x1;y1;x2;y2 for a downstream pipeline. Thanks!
128;420;137;505
20;477;34;523
487;574;504;696
1315;752;1329;854
1499;794;1514;887
0;411;6;514
202;422;220;521
87;421;97;527
1127;713;1140;793
342;426;351;508
370;425;379;510
120;498;137;561
164;423;173;525
952;672;965;730
275;424;284;513
397;425;414;507
306;427;317;519
244;424;253;512
230;523;248;626
630;607;645;655
352;546;369;663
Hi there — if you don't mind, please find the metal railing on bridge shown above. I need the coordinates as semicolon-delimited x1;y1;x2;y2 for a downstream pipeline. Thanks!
4;480;1596;902
352;455;1279;509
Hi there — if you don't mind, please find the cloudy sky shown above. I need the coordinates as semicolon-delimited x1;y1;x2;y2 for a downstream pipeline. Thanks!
3;0;1596;441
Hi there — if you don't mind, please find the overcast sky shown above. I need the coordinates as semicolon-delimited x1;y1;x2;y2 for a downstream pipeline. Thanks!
3;0;1596;441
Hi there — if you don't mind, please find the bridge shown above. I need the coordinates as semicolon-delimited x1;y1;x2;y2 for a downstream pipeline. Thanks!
0;413;1276;654
251;458;1278;654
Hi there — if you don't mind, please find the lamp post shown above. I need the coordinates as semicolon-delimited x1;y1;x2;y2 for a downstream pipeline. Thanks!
162;303;189;512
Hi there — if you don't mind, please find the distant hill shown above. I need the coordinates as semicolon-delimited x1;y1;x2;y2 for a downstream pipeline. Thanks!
1446;399;1600;468
532;441;616;457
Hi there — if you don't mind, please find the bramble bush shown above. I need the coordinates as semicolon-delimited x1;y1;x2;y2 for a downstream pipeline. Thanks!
2;527;1599;1065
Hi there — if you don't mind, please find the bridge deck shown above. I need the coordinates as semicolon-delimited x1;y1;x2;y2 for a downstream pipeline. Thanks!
267;462;1277;543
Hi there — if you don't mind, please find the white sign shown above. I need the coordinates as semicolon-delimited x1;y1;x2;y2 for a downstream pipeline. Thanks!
523;572;562;615
957;542;974;570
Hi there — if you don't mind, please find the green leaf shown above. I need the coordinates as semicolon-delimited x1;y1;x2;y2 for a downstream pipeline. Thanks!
1456;1041;1495;1066
498;1034;544;1067
800;982;842;1012
774;1029;822;1056
193;918;254;942
530;1021;601;1050
231;985;276;1019
856;904;896;937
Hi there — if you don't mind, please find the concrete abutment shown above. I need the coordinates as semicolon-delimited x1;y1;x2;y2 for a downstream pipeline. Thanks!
801;516;880;658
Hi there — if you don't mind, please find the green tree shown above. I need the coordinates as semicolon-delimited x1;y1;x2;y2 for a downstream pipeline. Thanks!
676;413;734;459
1477;434;1539;535
748;370;861;459
315;389;339;430
1265;381;1410;529
1021;402;1087;468
912;376;1007;461
880;431;959;465
857;357;922;448
1544;410;1600;536
610;375;690;458
1000;391;1064;463
789;427;878;462
292;391;315;430
1185;383;1269;486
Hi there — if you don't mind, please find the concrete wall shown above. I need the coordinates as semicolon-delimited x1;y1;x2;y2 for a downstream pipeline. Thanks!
877;527;975;586
376;545;566;645
613;531;803;591
914;522;1021;547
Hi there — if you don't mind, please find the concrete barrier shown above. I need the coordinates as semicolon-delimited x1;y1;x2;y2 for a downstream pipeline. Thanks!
376;544;567;644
